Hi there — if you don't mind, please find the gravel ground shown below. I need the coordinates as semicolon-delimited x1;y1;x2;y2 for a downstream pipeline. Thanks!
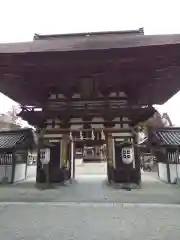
0;163;180;204
0;163;180;239
0;202;180;240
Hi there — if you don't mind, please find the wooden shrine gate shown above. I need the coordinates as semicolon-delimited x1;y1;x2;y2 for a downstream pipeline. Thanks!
1;29;180;185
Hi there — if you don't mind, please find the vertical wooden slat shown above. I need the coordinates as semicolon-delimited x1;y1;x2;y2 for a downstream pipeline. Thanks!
166;150;171;183
24;150;28;180
11;151;16;183
133;130;141;184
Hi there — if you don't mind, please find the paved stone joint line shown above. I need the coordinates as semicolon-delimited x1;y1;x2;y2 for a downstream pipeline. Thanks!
1;202;180;208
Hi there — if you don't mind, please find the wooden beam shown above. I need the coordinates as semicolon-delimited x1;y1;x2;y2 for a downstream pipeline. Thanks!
44;120;131;125
39;128;133;135
20;107;154;120
19;112;132;126
45;96;128;102
4;65;171;82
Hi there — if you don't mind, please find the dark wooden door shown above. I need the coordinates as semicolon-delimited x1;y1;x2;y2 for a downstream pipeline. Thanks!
114;141;124;169
49;142;61;182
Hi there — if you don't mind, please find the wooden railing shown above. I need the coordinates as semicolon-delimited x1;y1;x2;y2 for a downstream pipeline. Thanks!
0;154;13;165
167;151;180;164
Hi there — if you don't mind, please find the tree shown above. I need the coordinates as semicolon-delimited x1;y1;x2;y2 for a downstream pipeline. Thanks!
136;111;173;143
7;105;21;125
161;113;173;126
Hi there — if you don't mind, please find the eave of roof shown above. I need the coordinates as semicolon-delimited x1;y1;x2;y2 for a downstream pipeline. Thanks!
0;34;180;53
0;32;180;107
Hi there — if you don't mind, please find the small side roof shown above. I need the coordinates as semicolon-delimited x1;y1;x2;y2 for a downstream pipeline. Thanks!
149;128;180;147
0;128;37;150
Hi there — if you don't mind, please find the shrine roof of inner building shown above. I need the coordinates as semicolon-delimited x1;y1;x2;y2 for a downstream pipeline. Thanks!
0;29;180;106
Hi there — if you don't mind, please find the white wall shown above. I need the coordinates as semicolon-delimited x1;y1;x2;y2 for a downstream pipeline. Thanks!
0;165;13;182
158;163;168;182
169;164;180;184
14;164;26;182
158;163;180;183
0;164;37;183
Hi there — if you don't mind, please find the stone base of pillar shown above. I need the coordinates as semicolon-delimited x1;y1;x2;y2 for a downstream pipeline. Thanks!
37;168;65;183
112;168;141;185
107;166;114;183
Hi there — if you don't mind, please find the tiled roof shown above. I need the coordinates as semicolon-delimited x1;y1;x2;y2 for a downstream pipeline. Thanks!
0;132;25;149
155;128;180;146
0;128;37;150
1;33;180;54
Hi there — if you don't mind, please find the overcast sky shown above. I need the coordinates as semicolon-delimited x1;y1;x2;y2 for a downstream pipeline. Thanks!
0;0;180;124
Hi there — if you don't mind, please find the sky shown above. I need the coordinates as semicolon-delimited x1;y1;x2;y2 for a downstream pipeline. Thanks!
0;0;180;125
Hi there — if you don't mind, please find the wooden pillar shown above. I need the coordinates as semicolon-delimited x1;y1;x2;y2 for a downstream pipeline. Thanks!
166;150;171;183
72;141;75;179
132;130;141;185
24;149;29;180
60;134;69;168
60;134;71;181
11;151;16;183
36;129;45;183
106;133;114;183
